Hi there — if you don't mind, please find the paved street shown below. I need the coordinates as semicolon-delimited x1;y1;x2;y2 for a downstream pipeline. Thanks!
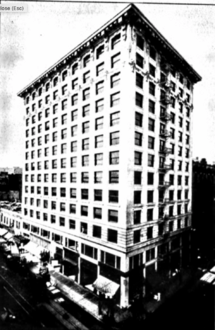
0;251;105;330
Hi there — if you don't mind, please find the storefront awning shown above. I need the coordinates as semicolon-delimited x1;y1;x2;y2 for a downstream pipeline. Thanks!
0;228;8;237
210;266;215;274
93;275;119;298
200;272;215;284
24;241;46;258
3;232;14;241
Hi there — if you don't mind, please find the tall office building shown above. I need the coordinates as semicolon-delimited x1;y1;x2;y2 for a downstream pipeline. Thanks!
18;4;201;307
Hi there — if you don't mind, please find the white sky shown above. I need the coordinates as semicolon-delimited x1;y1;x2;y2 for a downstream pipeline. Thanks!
1;0;215;167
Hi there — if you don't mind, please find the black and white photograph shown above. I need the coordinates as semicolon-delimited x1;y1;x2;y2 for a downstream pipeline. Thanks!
0;0;215;329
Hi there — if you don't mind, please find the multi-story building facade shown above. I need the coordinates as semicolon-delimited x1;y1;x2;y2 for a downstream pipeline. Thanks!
17;4;201;307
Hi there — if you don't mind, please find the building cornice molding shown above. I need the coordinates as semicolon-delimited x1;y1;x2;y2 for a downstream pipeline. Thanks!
17;3;201;98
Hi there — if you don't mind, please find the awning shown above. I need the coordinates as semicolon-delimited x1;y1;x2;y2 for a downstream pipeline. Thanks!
210;266;215;274
0;228;8;237
200;272;215;284
93;275;119;298
24;241;47;258
4;232;14;241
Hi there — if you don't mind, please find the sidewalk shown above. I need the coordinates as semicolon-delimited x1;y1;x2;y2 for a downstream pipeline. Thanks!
50;270;102;321
49;267;205;327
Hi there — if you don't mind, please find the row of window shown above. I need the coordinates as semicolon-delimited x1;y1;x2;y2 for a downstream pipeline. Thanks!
24;31;192;107
25;206;119;222
135;46;192;90
26;71;121;116
26;109;120;133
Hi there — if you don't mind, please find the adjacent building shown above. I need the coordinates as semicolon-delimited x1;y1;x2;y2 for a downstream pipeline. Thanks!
0;168;22;202
17;4;201;307
192;159;215;268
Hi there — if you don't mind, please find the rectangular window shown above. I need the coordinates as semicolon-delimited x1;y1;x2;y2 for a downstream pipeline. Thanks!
72;63;78;75
110;131;119;145
96;45;104;59
135;92;143;108
81;172;89;183
136;73;143;88
150;46;156;60
83;71;90;84
71;109;78;121
109;171;119;184
149;82;155;96
94;189;102;201
83;104;90;117
81;205;88;217
95;153;103;166
135;132;142;146
96;63;104;77
94;171;102;183
95;117;103;130
135;151;142;165
52;159;57;169
134;171;142;184
110;112;120;126
83;88;90;101
71;157;77;168
133;230;141;244
62;114;67;125
70;204;76;214
81;189;88;200
110;151;119;165
148;136;155;150
82;121;90;134
136;35;144;50
82;155;89;166
72;78;78;89
108;229;118;243
70;172;77;183
70;188;76;199
111;33;120;49
62;99;67;111
149;99;155;114
61;143;67;154
136;53;143;68
96;81;104;95
52;146;57;156
71;141;77;152
94;208;102;219
110;92;120;107
62;84;68;95
149;64;156;77
111;73;120;88
69;219;76;229
148;154;154;167
111;52;120;68
93;226;102;239
61;128;67;140
109;190;119;203
71;125;77;137
95;135;103;148
148;118;155;131
135;112;143;127
72;94;78;106
80;222;88;234
96;99;104;113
